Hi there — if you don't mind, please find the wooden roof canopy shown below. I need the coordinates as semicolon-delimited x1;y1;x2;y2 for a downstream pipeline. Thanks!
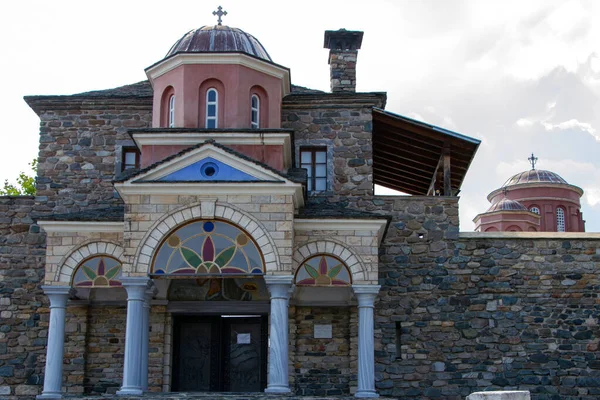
372;108;480;196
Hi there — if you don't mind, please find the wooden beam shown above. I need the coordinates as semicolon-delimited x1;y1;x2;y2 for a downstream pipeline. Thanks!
443;145;452;196
427;154;444;196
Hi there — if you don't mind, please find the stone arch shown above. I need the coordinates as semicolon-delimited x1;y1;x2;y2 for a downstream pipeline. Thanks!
293;238;368;282
132;200;279;275
56;240;125;285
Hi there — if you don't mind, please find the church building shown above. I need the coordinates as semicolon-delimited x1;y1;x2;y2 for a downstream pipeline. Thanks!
2;8;599;400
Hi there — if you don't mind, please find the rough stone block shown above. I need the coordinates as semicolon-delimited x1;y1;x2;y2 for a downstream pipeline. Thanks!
467;391;531;400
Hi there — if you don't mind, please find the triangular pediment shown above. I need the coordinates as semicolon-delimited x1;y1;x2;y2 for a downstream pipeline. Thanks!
127;142;291;184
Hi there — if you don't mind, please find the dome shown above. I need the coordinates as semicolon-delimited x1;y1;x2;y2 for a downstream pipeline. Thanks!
502;169;567;187
166;25;272;62
487;198;528;213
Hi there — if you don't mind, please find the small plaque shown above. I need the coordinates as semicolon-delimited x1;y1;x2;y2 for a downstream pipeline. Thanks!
237;333;251;344
314;324;332;339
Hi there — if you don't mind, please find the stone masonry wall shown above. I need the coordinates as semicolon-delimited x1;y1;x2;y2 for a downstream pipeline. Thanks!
83;305;125;394
371;195;600;400
293;306;352;396
32;98;152;215
282;94;385;202
0;196;47;398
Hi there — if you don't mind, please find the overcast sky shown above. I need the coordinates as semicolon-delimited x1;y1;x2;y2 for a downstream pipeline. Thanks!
1;0;599;231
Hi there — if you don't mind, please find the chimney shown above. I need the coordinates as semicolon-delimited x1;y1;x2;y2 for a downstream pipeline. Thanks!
324;29;364;93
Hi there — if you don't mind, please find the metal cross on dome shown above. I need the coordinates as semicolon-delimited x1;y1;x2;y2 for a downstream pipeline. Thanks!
528;152;538;170
213;6;227;25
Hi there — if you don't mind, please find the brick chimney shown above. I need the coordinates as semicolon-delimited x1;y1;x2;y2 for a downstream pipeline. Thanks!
324;29;364;93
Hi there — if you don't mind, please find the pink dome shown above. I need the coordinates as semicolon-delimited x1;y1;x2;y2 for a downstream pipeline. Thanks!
502;169;567;187
166;25;272;62
487;198;528;212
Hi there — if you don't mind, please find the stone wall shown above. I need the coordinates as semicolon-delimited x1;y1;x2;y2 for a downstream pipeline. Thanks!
293;306;352;396
28;97;152;215
282;94;385;201
371;195;600;400
83;305;125;394
0;196;47;398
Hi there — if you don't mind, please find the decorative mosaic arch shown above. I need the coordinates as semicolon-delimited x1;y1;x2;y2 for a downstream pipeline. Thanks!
152;219;264;276
133;200;279;275
72;255;123;287
293;239;368;283
56;240;125;285
295;254;352;286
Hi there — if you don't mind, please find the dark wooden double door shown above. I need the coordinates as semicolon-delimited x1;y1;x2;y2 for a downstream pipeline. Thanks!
172;315;267;392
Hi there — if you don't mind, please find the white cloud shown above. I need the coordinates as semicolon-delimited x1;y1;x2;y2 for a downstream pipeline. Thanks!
542;118;598;140
585;187;600;207
516;118;534;127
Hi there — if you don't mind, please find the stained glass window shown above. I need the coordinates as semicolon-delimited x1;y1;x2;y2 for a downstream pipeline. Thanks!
72;256;123;287
295;255;351;286
152;220;264;275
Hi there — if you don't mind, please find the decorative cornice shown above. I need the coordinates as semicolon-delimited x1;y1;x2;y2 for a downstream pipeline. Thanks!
115;182;304;209
38;220;123;233
461;231;600;239
132;132;293;169
487;182;584;202
294;218;388;244
145;53;291;96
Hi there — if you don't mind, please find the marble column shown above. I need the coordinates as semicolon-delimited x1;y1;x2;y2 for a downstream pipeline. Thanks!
264;275;294;393
37;286;73;400
140;285;156;392
353;284;381;398
117;277;150;396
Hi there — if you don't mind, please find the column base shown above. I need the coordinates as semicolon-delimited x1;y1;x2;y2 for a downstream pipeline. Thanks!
355;389;379;398
116;388;144;396
36;393;62;400
265;385;291;393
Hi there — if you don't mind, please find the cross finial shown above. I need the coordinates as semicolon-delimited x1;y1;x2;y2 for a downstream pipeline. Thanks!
502;187;509;197
528;152;538;170
213;6;227;25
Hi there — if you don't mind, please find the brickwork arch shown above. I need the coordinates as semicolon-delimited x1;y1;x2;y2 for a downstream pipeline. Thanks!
131;200;280;275
293;238;368;283
56;240;125;285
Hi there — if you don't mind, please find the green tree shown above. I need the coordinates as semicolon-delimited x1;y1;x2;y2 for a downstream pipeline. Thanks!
0;159;37;196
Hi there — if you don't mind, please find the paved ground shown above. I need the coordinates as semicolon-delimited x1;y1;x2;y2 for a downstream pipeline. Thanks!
63;394;381;400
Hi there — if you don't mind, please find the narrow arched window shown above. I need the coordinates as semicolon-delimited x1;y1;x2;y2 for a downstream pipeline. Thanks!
251;94;260;129
168;95;175;128
556;207;566;232
530;206;540;215
206;88;218;128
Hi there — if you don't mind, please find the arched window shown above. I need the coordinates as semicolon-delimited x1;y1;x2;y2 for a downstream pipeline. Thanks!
529;206;540;215
206;88;218;128
556;207;566;232
295;254;351;286
168;95;175;128
152;220;264;275
72;256;123;287
251;94;260;129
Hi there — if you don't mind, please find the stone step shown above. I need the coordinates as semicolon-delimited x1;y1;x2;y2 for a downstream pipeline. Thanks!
62;394;387;400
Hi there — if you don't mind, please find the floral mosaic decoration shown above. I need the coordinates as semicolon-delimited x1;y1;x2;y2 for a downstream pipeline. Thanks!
72;256;123;287
295;254;351;286
152;220;264;276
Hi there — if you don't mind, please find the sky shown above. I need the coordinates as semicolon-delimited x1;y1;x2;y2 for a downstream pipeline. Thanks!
1;0;599;231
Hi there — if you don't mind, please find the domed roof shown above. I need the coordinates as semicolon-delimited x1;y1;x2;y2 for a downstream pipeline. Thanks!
487;198;528;213
502;169;567;187
166;25;272;62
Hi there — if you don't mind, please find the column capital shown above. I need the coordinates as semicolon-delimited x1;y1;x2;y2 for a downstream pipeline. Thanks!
121;277;152;301
352;285;380;307
41;286;74;309
264;275;294;299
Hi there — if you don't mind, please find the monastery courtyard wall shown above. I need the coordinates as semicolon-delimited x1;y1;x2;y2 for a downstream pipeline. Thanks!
1;195;599;398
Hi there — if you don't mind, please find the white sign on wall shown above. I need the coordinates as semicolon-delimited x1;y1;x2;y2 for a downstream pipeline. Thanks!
314;324;332;339
237;333;251;344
